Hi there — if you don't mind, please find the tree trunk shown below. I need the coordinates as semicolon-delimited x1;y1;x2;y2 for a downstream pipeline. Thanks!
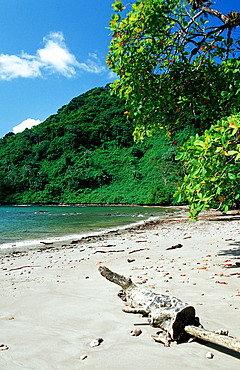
99;265;240;352
99;265;197;340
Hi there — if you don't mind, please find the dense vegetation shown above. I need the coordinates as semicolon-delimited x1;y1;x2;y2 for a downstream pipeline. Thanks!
0;85;187;205
1;1;239;212
108;0;240;218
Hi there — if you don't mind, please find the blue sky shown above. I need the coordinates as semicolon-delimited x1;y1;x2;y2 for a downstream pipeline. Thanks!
0;0;116;138
0;0;239;138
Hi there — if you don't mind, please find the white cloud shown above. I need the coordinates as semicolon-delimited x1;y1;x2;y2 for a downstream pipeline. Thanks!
88;52;100;60
13;118;42;134
78;53;107;74
0;54;42;80
37;32;79;77
108;70;117;80
0;32;107;80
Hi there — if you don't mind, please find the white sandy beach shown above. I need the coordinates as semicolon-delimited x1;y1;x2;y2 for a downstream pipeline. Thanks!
0;210;240;369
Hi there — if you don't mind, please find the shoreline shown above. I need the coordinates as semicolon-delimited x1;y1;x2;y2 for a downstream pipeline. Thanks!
4;203;189;208
0;206;186;256
0;210;239;369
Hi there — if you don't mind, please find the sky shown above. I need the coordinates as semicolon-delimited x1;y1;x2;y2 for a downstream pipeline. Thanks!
0;0;116;138
0;0;239;138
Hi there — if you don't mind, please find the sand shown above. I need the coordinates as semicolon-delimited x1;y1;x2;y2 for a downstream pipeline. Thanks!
0;210;239;369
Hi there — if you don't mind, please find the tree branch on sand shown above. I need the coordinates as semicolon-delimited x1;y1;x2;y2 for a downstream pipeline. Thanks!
99;265;240;352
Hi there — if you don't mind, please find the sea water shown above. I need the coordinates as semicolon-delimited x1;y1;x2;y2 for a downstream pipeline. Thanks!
0;205;178;252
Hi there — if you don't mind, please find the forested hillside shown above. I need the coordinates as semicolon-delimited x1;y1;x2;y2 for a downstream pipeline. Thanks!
0;85;189;205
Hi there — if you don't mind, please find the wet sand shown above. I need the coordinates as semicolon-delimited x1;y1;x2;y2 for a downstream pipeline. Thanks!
0;210;239;369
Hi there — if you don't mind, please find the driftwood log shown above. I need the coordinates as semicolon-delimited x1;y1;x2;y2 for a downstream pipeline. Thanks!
99;265;240;352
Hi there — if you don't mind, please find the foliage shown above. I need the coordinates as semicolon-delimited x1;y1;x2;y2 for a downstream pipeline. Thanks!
0;86;183;205
107;0;240;138
107;0;240;217
175;113;240;219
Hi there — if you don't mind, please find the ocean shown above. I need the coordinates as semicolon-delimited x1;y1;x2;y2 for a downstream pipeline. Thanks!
0;205;179;253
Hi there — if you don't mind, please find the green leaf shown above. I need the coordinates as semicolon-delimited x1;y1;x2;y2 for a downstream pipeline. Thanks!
223;204;229;213
194;140;204;147
228;173;236;180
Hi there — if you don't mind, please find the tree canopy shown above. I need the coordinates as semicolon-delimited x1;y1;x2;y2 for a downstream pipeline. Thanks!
0;86;183;205
107;0;240;218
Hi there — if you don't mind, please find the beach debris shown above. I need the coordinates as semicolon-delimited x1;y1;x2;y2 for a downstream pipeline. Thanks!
166;243;183;250
127;258;135;263
123;307;148;315
93;249;125;254
129;248;149;254
152;330;171;347
0;344;8;351
99;265;197;342
101;244;116;248
80;355;88;360
130;328;142;336
8;265;40;271
90;338;104;347
215;329;229;336
99;265;240;352
206;352;214;359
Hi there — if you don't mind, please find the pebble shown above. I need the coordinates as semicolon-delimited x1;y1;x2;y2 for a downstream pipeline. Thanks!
127;258;135;263
90;338;104;347
0;344;8;351
130;328;142;336
206;352;214;359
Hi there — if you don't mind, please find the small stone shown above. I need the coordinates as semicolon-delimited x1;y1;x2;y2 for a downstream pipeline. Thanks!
130;328;142;336
0;344;8;351
90;338;104;347
206;352;214;359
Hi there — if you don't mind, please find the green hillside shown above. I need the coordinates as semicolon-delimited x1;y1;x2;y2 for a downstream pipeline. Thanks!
0;85;189;205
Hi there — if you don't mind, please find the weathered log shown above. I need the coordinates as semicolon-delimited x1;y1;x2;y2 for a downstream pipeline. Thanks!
99;265;197;341
99;266;240;352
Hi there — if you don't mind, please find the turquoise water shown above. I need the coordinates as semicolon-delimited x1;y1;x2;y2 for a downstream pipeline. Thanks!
0;205;178;252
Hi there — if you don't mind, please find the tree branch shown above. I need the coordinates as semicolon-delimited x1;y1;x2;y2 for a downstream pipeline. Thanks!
202;6;240;27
